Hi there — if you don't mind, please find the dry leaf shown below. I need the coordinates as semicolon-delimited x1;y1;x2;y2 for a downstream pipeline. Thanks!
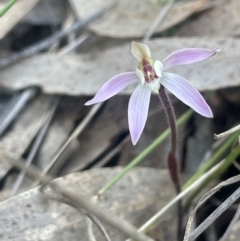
69;0;210;38
0;167;176;241
0;0;40;39
177;0;240;36
0;37;239;95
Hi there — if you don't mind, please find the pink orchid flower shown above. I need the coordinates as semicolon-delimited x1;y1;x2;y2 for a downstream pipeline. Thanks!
85;41;218;145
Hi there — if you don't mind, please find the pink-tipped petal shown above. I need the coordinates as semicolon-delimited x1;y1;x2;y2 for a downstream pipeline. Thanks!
128;84;151;145
163;48;219;70
161;72;213;118
85;72;138;105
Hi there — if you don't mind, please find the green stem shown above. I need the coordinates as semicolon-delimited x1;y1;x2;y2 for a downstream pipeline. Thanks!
98;109;193;195
0;0;17;17
183;130;240;190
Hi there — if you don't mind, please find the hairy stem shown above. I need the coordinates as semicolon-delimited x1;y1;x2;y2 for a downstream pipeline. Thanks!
159;85;182;238
159;86;180;192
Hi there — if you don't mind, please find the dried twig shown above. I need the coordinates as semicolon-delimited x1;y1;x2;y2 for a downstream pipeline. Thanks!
184;169;240;241
188;186;240;241
214;124;240;140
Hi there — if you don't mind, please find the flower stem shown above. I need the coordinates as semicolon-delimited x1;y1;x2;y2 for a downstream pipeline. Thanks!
158;85;182;237
159;86;180;192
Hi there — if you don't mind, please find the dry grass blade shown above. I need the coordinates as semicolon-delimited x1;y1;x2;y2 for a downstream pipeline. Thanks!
184;174;240;241
219;204;240;241
214;124;240;140
189;186;240;241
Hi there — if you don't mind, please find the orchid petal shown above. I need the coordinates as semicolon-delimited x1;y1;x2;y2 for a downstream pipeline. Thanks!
131;41;151;62
136;69;145;85
128;84;151;145
163;48;220;70
161;72;213;118
154;60;163;77
85;72;138;105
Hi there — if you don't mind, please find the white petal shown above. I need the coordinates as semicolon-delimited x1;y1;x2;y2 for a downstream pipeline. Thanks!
128;84;151;145
163;48;220;70
154;60;163;77
161;72;213;118
136;69;145;85
131;41;151;61
85;72;138;105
